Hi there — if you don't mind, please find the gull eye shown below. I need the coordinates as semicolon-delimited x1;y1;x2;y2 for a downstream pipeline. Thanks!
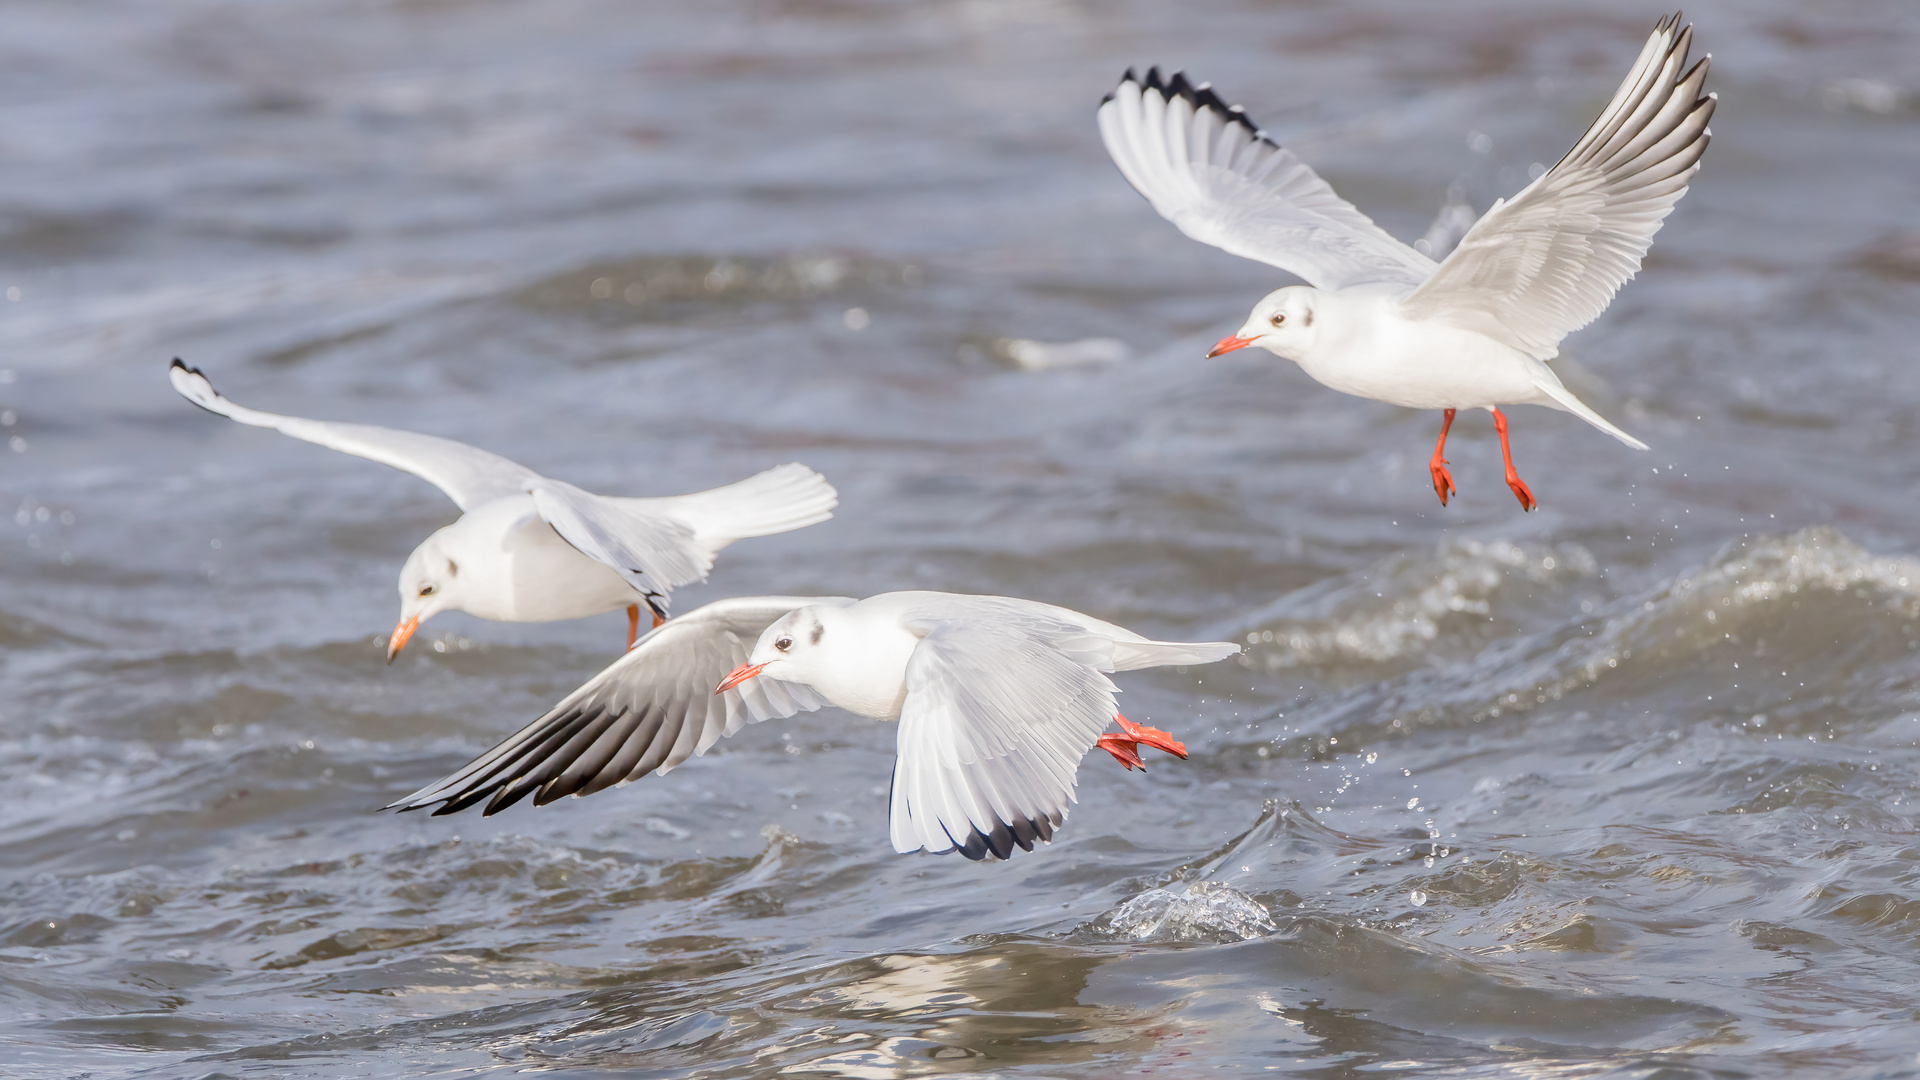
1269;312;1287;327
418;585;435;597
774;636;793;652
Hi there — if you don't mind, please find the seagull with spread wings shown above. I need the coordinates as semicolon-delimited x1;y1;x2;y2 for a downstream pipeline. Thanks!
386;592;1239;861
170;361;837;657
1098;14;1714;509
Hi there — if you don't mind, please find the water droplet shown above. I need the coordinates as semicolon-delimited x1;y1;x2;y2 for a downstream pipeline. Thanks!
843;307;870;330
1409;890;1428;907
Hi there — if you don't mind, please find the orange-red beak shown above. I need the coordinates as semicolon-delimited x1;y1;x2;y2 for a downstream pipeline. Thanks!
386;615;419;664
1206;334;1257;358
714;661;768;695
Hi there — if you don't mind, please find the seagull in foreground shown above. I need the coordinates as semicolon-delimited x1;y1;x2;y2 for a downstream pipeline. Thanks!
1098;14;1714;510
169;361;837;657
385;592;1239;860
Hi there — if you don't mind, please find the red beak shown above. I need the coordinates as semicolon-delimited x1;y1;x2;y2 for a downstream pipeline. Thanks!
714;661;768;695
1206;334;1258;358
386;615;419;664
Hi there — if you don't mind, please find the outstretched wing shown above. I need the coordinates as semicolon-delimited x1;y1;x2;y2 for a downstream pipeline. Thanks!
385;595;856;816
168;360;537;511
1097;67;1436;291
1400;15;1714;358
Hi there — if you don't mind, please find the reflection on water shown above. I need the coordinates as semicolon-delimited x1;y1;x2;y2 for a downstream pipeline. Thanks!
2;0;1919;1076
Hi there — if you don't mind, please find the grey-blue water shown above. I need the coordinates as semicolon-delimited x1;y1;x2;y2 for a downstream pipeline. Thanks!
4;1;1920;1076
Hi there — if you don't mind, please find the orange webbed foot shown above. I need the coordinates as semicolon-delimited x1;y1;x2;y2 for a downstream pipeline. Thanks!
1098;734;1146;771
1506;474;1538;512
1113;713;1188;760
1430;460;1457;507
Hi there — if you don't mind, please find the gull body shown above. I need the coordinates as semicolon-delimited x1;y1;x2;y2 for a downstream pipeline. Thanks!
387;592;1239;861
1249;285;1552;412
1099;14;1715;509
170;361;838;656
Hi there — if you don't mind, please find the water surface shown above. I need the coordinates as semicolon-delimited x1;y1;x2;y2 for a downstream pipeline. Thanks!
4;1;1920;1076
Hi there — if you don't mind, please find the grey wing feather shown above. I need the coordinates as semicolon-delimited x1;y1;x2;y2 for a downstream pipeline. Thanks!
168;360;537;511
384;596;855;816
890;613;1115;861
529;479;710;607
1400;15;1714;357
1098;68;1436;291
886;595;1239;861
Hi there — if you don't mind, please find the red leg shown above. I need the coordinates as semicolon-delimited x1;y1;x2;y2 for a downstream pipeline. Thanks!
1429;408;1458;506
1490;408;1537;512
652;611;666;630
626;604;641;649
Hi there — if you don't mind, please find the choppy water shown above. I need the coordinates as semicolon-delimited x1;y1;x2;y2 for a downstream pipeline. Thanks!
4;1;1920;1076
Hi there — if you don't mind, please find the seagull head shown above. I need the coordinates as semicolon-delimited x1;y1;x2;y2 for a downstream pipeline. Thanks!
389;531;464;662
718;606;833;694
1208;286;1317;361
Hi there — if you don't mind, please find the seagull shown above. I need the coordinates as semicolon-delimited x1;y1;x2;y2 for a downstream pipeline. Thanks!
1098;14;1714;510
169;361;837;657
385;592;1240;860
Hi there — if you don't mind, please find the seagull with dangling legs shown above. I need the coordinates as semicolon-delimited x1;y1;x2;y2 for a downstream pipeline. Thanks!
1098;14;1714;510
169;361;837;657
385;592;1239;861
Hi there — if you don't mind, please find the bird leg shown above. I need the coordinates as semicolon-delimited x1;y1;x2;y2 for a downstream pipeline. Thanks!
1429;408;1458;506
1097;713;1189;771
626;602;669;649
1490;408;1537;511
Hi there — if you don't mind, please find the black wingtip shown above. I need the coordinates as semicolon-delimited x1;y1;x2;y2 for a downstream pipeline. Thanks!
1117;65;1267;144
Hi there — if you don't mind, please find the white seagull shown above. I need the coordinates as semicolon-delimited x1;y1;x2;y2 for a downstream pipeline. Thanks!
170;361;837;657
386;592;1239;860
1098;14;1714;510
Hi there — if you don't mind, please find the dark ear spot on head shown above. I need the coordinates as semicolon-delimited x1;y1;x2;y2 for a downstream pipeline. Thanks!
446;559;458;577
810;621;824;646
1302;308;1313;328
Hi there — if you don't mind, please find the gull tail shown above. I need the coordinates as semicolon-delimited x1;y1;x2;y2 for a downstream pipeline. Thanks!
1530;369;1648;451
1107;638;1240;672
639;463;838;553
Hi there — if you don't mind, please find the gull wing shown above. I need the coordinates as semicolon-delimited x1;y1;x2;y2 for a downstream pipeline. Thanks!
1098;67;1436;292
1400;15;1715;358
529;479;709;612
384;595;856;816
169;360;537;511
889;597;1239;861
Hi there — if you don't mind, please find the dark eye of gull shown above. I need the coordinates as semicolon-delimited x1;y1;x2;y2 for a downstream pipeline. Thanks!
774;636;793;652
1270;312;1286;327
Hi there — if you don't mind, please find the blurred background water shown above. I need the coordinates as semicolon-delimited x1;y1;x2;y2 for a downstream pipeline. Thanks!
3;1;1919;1076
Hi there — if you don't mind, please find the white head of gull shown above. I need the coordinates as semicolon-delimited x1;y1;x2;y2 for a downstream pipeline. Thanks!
169;361;837;657
386;592;1239;861
1098;13;1714;510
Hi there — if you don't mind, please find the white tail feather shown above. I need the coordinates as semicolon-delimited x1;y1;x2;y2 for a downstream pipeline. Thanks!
1530;372;1648;450
624;463;838;555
